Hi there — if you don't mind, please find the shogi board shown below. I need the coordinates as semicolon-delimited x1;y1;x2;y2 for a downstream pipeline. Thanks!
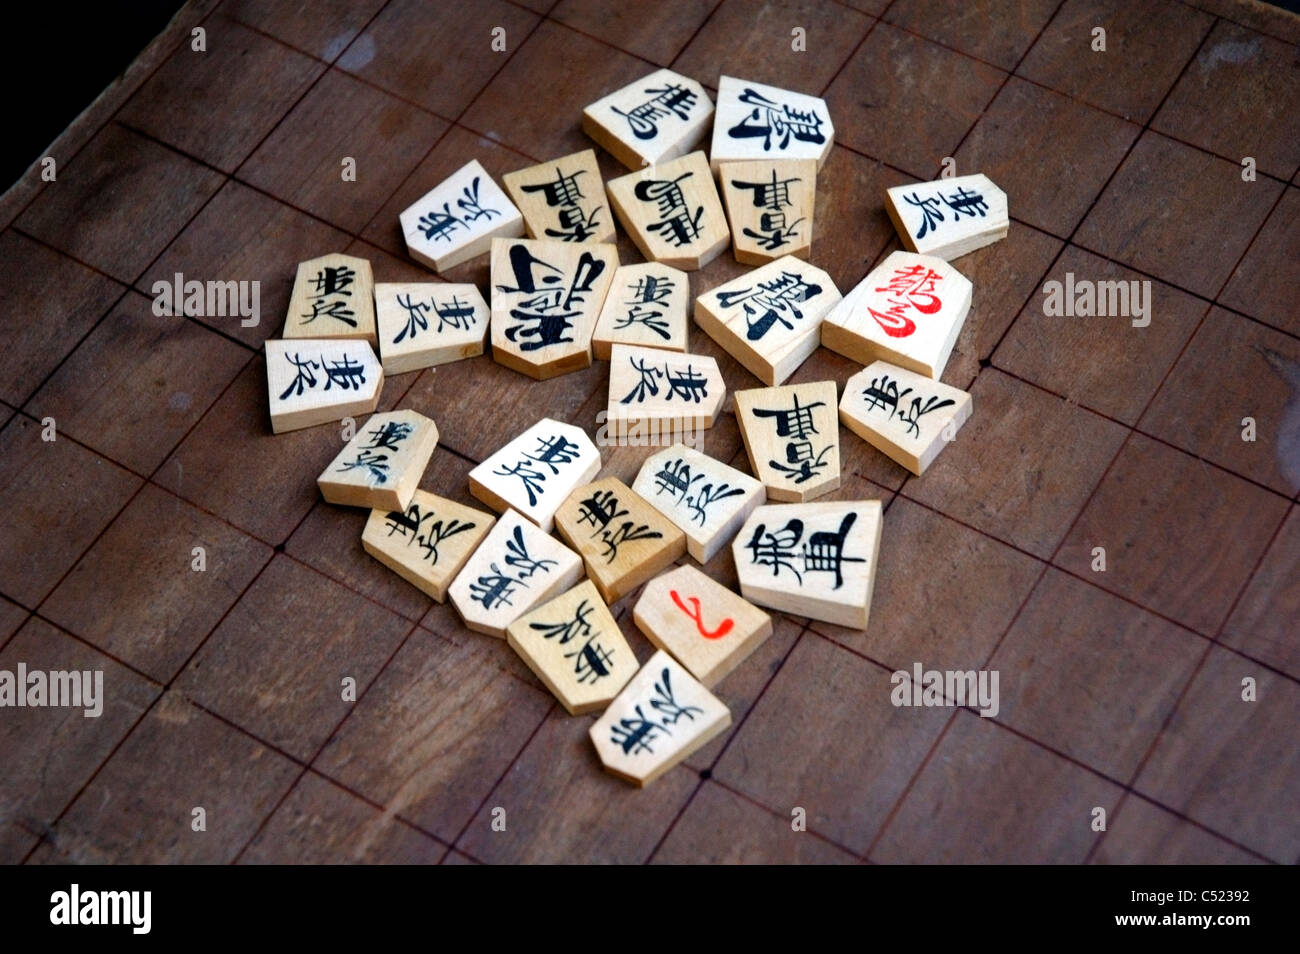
884;173;1008;261
734;380;840;503
733;500;883;629
489;237;619;379
592;261;689;359
362;490;494;602
582;68;714;172
467;417;602;533
709;75;834;174
694;255;841;385
553;477;686;605
605;344;726;432
317;409;439;511
633;565;772;688
506;579;637;715
589;649;731;787
447;508;585;638
282;253;376;345
821;250;972;380
718;158;817;265
374;282;488;374
399;159;524;273
631;444;765;563
501;149;615;245
605;151;730;271
265;338;383;434
840;360;972;476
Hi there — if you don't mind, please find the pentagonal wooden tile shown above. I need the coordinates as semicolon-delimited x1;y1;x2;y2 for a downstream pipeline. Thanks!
709;75;834;173
592;261;689;358
502;148;615;244
839;360;972;476
605;343;726;433
283;253;376;344
374;282;487;374
606;151;730;270
719;158;817;265
467;418;602;532
399;159;523;273
265;338;383;434
885;173;1008;261
734;380;840;502
362;490;494;602
582;67;713;171
317;409;439;510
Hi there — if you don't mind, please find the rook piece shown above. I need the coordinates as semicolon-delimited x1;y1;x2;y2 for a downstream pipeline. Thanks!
362;490;493;602
709;76;834;173
719;158;817;265
283;253;376;345
400;159;523;273
839;360;972;476
265;338;383;434
606;151;729;271
468;418;601;532
582;68;713;172
592;261;689;359
502;149;615;245
735;380;840;502
317;409;439;511
884;173;1008;261
606;343;726;433
374;282;488;374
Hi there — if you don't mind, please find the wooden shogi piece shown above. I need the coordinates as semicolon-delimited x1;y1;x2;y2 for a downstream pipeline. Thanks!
605;151;730;271
467;418;602;533
733;500;883;629
605;344;726;433
317;409;438;511
589;649;730;786
501;149;615;245
694;256;841;385
399;159;524;273
506;579;637;715
582;68;713;172
632;565;772;688
362;490;494;602
631;444;765;563
839;360;972;476
709;75;834;174
734;380;840;502
265;338;383;434
821;250;972;380
592;262;689;359
448;508;585;638
884;173;1008;261
553;477;686;605
374;282;488;374
489;237;619;379
282;253;376;345
718;158;817;265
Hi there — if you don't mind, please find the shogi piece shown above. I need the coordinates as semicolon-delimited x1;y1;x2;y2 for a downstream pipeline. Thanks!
631;444;765;563
633;565;772;688
734;380;840;502
840;361;972;476
467;418;601;533
733;500;882;629
605;344;726;434
502;149;615;245
718;158;817;265
590;649;730;787
489;237;619;379
884;173;1008;261
709;76;834;174
374;282;488;374
506;579;637;715
448;509;585;638
317;409;439;511
553;477;686;605
400;159;523;273
362;491;494;602
821;250;971;380
695;256;841;385
592;262;689;359
582;68;713;172
265;338;382;434
283;254;376;345
605;151;730;271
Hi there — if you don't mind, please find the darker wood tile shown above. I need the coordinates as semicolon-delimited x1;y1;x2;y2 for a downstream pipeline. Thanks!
904;369;1128;559
811;144;913;295
1218;185;1300;338
1183;0;1300;45
0;416;141;608
16;125;224;284
1017;0;1214;123
441;848;478;863
222;0;389;61
1075;131;1283;299
1;823;37;866
1055;433;1289;635
823;22;1006;179
42;483;271;683
0;596;25;649
1090;794;1263;864
0;231;123;407
239;771;447;863
176;555;412;761
553;0;714;66
1135;644;1300;862
885;0;1059;72
119;15;324;173
1221;504;1300;681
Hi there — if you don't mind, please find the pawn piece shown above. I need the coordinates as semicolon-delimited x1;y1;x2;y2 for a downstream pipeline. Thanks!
399;159;523;273
709;76;834;173
506;579;637;715
317;409;439;511
374;282;488;374
501;149;615;245
884;173;1008;261
592;262;689;359
283;253;376;345
718;158;817;265
733;500;882;629
734;380;839;502
606;344;726;433
582;68;713;172
266;338;383;434
362;490;494;602
590;649;731;787
839;360;972;476
605;151;730;271
468;418;601;532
